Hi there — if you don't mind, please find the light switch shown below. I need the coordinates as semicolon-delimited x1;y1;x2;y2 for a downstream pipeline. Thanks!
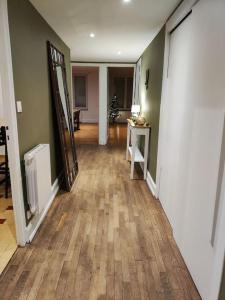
16;101;22;113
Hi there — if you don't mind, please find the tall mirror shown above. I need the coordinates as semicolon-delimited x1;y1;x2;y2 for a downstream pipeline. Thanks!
47;41;78;191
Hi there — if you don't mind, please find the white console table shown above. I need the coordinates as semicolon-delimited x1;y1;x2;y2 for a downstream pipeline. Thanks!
126;119;150;180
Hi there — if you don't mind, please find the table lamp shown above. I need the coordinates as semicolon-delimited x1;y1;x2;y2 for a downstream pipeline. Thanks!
131;104;140;117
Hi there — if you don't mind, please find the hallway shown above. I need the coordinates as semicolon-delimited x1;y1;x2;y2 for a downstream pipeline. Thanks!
0;141;200;300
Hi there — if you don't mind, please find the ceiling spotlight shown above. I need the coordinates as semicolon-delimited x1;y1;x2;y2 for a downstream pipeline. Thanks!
123;0;131;2
90;33;95;38
117;51;122;55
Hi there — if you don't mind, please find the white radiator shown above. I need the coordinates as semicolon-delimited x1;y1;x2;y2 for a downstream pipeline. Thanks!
24;144;51;215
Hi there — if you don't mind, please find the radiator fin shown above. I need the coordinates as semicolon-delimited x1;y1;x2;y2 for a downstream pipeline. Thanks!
24;144;51;215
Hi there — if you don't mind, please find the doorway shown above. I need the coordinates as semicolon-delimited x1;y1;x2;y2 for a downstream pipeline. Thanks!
108;67;134;145
72;66;99;145
0;0;26;254
0;75;17;274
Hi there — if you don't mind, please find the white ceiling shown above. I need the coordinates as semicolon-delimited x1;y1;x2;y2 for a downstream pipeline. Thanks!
30;0;180;62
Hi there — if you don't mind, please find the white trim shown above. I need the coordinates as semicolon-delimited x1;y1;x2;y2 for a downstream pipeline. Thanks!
0;0;26;246
25;177;60;243
71;62;135;68
146;171;157;198
139;162;157;198
80;119;98;124
99;65;108;145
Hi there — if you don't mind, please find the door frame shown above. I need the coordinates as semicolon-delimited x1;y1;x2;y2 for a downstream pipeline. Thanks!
71;62;135;145
0;0;26;246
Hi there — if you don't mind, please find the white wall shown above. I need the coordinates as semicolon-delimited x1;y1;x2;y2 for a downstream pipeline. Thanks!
0;75;4;119
73;66;99;123
99;65;108;145
158;1;225;299
82;70;99;123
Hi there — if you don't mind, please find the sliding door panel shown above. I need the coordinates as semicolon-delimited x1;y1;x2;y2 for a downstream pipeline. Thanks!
159;2;225;299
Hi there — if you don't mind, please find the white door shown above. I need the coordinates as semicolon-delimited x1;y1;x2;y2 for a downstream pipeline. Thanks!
159;1;225;299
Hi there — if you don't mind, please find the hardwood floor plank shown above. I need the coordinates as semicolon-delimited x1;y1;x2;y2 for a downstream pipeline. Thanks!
114;261;123;300
136;260;150;300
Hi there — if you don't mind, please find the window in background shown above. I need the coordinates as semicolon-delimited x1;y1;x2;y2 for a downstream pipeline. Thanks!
113;76;133;110
127;77;133;109
74;75;88;110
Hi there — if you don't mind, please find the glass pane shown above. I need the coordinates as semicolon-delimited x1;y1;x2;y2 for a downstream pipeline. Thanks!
74;76;87;108
127;77;133;109
56;66;74;182
56;66;69;129
114;77;125;109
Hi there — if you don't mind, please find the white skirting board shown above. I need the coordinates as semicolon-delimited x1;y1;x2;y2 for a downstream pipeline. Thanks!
25;176;59;243
146;171;157;198
80;119;98;123
139;162;157;198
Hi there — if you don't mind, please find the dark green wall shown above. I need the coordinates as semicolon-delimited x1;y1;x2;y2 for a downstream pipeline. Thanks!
140;27;165;182
219;258;225;300
8;0;71;185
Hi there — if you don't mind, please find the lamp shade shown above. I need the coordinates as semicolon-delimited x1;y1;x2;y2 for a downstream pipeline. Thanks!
131;104;140;114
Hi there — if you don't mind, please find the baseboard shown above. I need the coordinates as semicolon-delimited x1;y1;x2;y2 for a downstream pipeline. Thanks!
146;170;157;198
139;162;157;198
25;176;60;243
80;119;98;123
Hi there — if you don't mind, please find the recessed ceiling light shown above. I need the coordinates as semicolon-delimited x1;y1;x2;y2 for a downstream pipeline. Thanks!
123;0;131;3
117;51;122;55
90;33;95;38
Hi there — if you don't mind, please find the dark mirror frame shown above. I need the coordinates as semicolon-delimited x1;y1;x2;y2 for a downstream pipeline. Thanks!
47;41;78;191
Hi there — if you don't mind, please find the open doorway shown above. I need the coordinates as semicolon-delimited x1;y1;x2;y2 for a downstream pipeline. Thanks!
108;67;134;145
72;66;99;145
0;0;26;272
0;75;17;274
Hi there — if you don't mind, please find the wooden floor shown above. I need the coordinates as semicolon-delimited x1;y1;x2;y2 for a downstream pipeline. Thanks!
75;123;99;144
108;123;127;146
0;126;201;300
75;123;127;145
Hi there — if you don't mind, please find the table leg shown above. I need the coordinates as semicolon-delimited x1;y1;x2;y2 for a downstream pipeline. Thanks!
130;133;136;180
77;115;80;130
143;132;149;180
